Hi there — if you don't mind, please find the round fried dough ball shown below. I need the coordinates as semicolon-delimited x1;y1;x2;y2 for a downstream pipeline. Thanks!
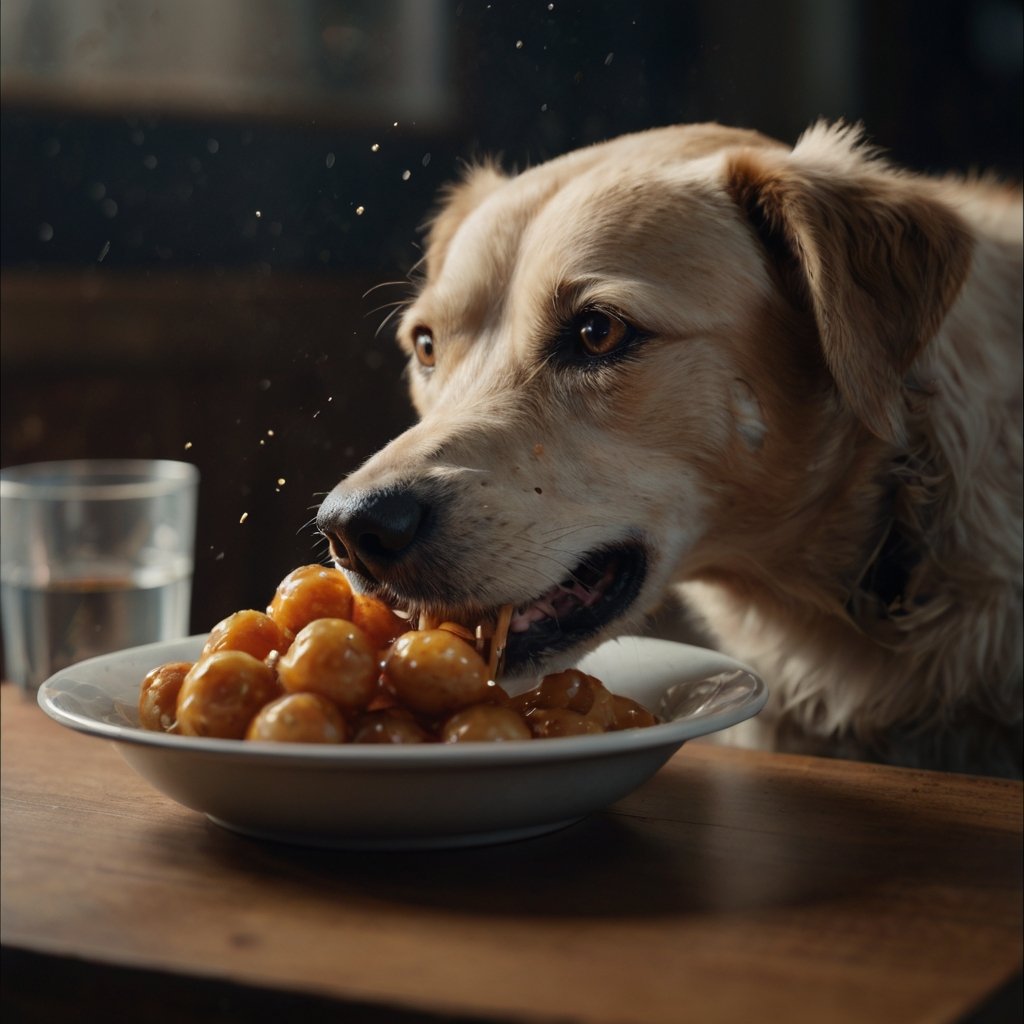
350;591;407;653
442;705;532;742
276;617;379;713
139;661;192;733
201;609;290;662
176;650;281;739
352;708;432;744
245;692;349;744
267;564;353;636
383;629;491;717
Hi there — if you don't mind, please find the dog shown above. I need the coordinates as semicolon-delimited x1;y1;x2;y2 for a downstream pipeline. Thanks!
317;122;1023;777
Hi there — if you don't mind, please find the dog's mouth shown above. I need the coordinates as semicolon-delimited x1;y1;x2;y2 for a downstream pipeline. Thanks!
336;533;647;679
490;542;647;676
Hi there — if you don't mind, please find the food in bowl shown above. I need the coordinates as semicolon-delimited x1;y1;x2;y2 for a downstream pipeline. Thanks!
138;564;658;744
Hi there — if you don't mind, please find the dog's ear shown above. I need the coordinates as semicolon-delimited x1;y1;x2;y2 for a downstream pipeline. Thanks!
724;123;973;444
423;161;508;280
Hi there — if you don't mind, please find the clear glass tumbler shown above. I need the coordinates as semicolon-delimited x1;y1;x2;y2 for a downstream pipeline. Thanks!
1;459;199;691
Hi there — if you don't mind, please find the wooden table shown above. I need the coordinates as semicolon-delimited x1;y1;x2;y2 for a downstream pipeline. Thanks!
2;684;1021;1024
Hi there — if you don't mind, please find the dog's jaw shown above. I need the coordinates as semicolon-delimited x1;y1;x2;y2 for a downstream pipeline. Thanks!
499;540;649;675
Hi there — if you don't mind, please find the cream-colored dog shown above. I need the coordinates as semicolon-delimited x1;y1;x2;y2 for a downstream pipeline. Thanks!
318;122;1023;777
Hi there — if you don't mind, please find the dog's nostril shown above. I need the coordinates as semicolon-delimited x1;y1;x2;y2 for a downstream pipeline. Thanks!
320;489;427;581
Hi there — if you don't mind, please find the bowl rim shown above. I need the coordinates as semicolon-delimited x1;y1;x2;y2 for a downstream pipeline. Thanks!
37;634;768;768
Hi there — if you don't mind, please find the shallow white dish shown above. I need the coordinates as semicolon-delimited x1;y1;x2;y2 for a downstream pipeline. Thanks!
38;634;767;849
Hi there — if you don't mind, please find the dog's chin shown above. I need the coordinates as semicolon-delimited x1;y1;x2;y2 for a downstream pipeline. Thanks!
342;541;648;680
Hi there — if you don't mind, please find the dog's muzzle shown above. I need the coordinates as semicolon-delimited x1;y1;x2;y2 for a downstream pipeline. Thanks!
317;487;428;584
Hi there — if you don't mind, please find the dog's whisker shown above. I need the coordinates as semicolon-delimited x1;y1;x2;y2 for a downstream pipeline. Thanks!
362;280;413;299
366;299;411;320
375;303;408;339
294;514;319;538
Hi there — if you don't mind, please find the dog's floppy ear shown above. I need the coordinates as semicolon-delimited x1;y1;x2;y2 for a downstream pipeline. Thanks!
423;160;508;280
724;122;973;444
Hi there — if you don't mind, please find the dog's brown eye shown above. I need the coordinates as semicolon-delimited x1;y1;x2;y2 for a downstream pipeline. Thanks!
413;327;436;367
577;312;629;356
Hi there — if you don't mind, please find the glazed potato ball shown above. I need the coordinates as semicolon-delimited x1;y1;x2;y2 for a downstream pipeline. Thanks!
350;591;407;653
267;564;353;636
383;629;491;716
276;618;379;713
201;609;290;662
610;694;658;730
139;661;193;733
525;708;605;738
514;668;601;713
138;562;660;745
511;668;660;733
245;692;349;743
351;707;432;744
441;704;532;742
176;650;281;739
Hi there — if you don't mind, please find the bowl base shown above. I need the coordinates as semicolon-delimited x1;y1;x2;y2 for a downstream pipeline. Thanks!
206;814;586;850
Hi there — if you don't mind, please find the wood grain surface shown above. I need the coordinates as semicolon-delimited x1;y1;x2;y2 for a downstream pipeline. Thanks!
2;684;1021;1023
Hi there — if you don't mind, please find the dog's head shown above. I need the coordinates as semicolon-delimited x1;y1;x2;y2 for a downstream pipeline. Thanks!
318;122;971;677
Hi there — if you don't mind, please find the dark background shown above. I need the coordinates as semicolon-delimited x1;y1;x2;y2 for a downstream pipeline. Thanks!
2;0;1021;633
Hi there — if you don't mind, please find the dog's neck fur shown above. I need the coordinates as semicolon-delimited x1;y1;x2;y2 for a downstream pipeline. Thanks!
685;226;1023;776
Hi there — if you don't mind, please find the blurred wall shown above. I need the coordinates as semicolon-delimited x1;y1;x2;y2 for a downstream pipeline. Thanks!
2;0;1021;631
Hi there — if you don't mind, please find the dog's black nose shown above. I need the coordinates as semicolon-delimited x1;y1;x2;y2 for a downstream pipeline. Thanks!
317;488;427;582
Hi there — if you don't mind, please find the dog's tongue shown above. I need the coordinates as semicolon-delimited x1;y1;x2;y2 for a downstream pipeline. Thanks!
509;562;614;633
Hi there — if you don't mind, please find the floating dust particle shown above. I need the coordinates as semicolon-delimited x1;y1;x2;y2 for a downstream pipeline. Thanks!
371;143;380;152
239;512;249;524
516;40;523;49
266;429;275;436
325;152;336;168
401;170;411;181
255;210;262;218
277;478;286;486
184;441;193;450
604;52;614;65
355;206;365;215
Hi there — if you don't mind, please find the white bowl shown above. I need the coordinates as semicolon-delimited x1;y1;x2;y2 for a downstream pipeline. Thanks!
37;635;767;849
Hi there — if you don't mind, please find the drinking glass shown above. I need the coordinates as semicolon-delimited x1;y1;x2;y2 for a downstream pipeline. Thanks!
1;459;199;691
